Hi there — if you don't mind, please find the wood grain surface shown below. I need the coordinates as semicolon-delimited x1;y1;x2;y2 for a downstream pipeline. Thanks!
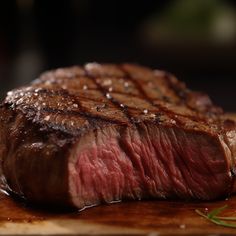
1;191;236;235
0;114;236;235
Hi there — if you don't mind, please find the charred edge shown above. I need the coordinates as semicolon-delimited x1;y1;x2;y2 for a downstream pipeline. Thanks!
83;67;134;125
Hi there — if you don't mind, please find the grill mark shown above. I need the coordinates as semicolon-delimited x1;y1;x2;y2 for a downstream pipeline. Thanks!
33;88;95;127
10;87;74;100
83;68;134;125
13;88;107;104
118;66;152;101
9;88;158;120
7;85;128;127
118;65;182;122
35;74;203;123
39;75;164;99
20;106;126;125
11;66;209;127
118;65;208;124
31;87;143;104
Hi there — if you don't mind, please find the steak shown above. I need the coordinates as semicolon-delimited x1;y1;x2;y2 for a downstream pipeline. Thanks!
0;63;236;209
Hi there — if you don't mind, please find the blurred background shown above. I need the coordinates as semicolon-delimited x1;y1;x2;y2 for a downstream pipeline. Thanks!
0;0;235;110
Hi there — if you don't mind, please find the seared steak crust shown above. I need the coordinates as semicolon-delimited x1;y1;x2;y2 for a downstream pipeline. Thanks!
0;63;236;208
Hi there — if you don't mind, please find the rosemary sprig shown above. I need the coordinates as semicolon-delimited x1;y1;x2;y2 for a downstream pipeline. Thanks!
207;205;228;218
195;205;236;228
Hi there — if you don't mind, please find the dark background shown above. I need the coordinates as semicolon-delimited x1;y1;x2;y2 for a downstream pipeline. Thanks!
0;0;235;110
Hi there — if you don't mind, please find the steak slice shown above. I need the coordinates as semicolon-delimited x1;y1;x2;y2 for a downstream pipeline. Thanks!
0;63;236;209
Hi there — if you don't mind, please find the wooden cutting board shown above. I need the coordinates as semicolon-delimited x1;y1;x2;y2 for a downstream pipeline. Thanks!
1;114;236;235
1;191;236;235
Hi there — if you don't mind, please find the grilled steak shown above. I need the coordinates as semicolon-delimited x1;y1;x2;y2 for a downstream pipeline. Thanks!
0;63;236;209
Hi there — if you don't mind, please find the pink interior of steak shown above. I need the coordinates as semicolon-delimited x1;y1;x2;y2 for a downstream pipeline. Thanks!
68;124;231;210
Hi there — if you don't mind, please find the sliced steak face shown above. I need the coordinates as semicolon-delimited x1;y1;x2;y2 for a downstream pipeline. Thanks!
69;124;231;209
0;63;235;209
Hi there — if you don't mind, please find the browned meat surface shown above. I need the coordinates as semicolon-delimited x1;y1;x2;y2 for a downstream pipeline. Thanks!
0;63;236;209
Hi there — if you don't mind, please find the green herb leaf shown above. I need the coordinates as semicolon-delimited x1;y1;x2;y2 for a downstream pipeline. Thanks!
207;205;228;219
195;205;236;228
216;216;236;221
210;218;236;228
